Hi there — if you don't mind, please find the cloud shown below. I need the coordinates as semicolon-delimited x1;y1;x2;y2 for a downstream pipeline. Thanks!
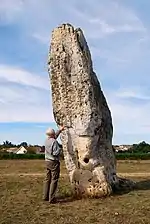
61;0;146;37
64;1;149;69
0;65;49;90
31;33;49;44
111;101;150;133
1;0;149;69
0;0;150;144
115;87;150;100
1;80;149;144
0;64;53;123
0;0;23;24
0;0;147;39
105;86;150;139
0;82;54;123
88;19;145;36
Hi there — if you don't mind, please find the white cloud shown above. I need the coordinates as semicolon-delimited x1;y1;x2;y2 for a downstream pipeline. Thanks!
0;102;53;123
0;64;150;144
0;82;54;123
0;64;54;123
62;0;146;37
0;65;49;90
115;87;150;100
0;0;23;24
31;33;49;44
0;0;149;68
111;102;150;134
105;86;150;138
0;0;146;39
0;0;150;144
89;19;145;36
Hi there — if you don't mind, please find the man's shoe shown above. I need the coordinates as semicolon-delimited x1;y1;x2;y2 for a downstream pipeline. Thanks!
43;198;49;201
49;198;57;204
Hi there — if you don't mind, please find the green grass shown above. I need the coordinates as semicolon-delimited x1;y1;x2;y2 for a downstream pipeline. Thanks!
0;160;150;224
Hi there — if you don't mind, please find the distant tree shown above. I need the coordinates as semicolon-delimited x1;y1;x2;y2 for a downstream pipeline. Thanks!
130;141;150;153
2;140;15;148
19;142;28;147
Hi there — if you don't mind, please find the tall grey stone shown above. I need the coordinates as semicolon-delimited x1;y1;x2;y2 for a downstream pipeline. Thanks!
48;23;134;197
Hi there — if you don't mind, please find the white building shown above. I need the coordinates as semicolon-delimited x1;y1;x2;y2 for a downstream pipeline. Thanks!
15;146;27;154
6;146;27;154
114;145;132;152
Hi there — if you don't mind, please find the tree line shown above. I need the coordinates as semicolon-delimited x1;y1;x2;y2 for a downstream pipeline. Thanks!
0;140;44;154
115;141;150;154
0;140;42;149
130;141;150;153
1;140;150;154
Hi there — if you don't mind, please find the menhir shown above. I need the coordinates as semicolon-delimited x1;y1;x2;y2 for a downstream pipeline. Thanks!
48;23;134;198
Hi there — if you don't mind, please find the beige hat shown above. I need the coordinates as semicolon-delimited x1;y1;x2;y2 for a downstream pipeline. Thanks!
46;128;55;136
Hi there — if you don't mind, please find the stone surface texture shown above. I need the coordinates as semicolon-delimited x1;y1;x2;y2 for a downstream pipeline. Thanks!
48;23;133;197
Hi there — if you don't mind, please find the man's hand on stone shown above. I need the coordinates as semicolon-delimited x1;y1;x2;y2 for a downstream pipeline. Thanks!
59;125;65;131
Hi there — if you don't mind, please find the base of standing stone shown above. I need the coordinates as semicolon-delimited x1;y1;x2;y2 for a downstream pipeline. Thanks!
69;168;135;198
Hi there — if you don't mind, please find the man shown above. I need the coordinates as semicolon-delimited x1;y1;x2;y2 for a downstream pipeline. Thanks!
43;126;65;204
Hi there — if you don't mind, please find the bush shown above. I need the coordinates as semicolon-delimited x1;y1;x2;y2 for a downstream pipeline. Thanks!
130;141;150;153
0;152;64;160
116;153;150;160
1;152;150;160
0;153;45;160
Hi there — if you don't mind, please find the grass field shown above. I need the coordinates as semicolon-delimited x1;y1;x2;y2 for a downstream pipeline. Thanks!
0;160;150;224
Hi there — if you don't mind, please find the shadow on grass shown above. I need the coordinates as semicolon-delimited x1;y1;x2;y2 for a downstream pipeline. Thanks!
112;178;150;196
56;192;83;204
57;196;79;204
135;179;150;191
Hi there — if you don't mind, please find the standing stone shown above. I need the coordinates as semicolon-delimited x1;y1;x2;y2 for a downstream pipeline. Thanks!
48;23;134;197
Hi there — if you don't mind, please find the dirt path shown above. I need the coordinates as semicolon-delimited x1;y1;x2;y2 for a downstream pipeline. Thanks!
1;172;150;177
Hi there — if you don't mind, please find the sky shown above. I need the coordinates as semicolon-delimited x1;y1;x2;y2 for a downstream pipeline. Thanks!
0;0;150;145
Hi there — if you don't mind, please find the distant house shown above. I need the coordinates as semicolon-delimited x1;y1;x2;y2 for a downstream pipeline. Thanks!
16;146;27;154
6;147;18;153
113;145;132;152
6;146;27;154
36;146;45;154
